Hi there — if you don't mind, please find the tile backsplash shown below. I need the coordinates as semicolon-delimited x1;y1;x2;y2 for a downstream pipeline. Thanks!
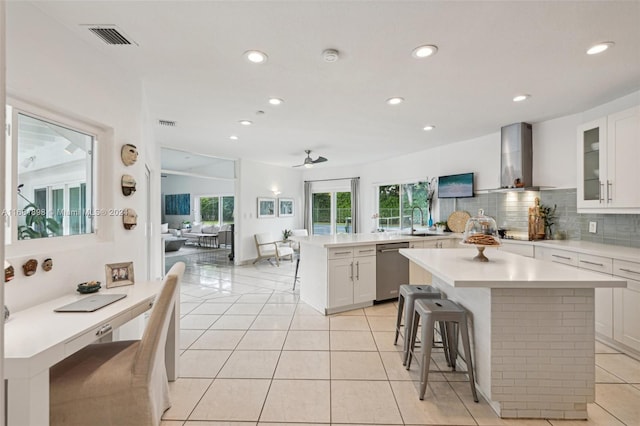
438;188;640;248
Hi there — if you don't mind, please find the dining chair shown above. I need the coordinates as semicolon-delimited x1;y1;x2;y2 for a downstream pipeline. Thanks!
49;262;185;426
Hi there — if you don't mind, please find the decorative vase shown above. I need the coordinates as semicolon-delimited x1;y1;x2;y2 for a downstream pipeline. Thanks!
428;214;433;227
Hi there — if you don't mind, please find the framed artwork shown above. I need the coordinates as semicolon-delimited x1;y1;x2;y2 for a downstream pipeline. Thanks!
278;198;294;217
105;262;135;288
165;193;190;215
257;197;276;218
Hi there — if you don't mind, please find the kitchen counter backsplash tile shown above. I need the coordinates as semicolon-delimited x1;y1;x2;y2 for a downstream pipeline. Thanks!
439;188;640;248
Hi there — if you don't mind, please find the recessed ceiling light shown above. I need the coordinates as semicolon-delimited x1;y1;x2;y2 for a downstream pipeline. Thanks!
587;42;614;55
386;97;404;105
239;120;253;126
423;125;435;131
230;135;238;140
412;45;438;58
268;98;283;105
513;94;531;102
244;50;268;64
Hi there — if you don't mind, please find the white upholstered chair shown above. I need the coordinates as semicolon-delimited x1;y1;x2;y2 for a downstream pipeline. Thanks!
49;262;186;426
289;229;309;251
253;232;294;266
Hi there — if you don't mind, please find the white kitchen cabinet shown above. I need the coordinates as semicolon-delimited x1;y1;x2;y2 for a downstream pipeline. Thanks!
577;106;640;212
613;279;640;352
536;247;615;338
613;260;640;352
328;257;355;308
536;246;580;267
578;253;614;338
606;106;640;208
498;242;534;257
577;117;607;209
353;254;376;303
327;245;376;309
408;241;426;284
408;238;451;284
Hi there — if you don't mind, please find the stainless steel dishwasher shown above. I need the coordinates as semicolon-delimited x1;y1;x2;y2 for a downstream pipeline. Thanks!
376;242;410;302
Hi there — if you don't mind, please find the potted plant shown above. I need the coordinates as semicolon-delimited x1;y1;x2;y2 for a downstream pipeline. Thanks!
17;202;61;239
435;221;448;233
282;229;292;241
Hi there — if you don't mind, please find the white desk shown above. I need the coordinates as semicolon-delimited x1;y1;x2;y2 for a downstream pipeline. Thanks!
4;280;179;426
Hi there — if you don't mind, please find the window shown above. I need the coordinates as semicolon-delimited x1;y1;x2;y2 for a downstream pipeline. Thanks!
7;105;95;241
198;195;234;225
312;191;352;235
377;181;429;231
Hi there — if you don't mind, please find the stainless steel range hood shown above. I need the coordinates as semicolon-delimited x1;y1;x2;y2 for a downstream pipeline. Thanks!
496;122;544;191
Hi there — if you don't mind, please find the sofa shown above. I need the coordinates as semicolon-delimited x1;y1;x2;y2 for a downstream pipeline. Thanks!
181;223;220;247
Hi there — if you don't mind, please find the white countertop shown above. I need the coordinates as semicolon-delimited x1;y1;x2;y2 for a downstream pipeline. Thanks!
296;231;459;248
400;248;627;289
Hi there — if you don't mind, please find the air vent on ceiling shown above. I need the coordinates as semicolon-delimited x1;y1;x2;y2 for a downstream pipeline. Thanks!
158;120;177;127
87;26;134;45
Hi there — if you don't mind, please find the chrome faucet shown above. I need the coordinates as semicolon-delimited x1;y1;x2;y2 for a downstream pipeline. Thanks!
410;206;424;235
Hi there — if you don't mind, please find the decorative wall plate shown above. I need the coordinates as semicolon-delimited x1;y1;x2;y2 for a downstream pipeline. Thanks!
447;211;471;233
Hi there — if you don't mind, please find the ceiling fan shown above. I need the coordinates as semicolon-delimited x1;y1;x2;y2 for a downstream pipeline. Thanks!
293;149;328;168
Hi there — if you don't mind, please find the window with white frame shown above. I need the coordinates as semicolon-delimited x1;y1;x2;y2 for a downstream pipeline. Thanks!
5;103;95;242
197;195;234;225
376;181;430;231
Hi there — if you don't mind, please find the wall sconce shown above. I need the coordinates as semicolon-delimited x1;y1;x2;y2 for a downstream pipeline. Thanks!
272;187;281;196
21;156;35;168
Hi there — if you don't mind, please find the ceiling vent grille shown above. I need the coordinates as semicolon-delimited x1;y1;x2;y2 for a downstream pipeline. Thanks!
87;26;133;45
158;120;177;127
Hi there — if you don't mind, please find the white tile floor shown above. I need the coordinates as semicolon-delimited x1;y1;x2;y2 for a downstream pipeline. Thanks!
162;250;640;425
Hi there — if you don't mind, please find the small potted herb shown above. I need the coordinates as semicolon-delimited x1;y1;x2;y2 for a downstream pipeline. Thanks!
435;221;448;233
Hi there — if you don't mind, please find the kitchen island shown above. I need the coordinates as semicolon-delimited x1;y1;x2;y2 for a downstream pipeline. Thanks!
297;232;458;314
401;247;627;420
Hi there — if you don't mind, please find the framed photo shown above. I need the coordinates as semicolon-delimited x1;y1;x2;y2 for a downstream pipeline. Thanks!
257;197;276;218
105;262;135;288
278;198;294;217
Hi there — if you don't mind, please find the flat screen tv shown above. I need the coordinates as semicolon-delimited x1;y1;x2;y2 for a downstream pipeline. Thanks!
438;172;474;198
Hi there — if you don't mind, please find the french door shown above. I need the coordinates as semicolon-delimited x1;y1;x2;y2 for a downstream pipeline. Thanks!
311;191;351;235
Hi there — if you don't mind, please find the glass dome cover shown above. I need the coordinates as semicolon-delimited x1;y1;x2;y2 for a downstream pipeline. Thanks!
463;209;500;246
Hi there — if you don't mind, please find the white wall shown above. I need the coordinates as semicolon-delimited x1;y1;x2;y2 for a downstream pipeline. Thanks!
5;2;151;311
303;132;500;230
302;90;640;231
236;159;303;263
161;173;235;228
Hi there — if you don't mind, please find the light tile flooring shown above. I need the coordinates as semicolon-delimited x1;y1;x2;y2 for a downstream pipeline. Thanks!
163;250;640;426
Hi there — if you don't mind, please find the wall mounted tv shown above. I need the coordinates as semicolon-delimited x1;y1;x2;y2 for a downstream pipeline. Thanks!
438;172;474;198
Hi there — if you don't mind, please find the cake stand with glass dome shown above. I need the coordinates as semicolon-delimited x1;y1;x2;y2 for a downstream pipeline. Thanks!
460;209;501;262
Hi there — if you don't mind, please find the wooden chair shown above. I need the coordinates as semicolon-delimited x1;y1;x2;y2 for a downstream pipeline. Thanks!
253;232;294;266
50;262;186;426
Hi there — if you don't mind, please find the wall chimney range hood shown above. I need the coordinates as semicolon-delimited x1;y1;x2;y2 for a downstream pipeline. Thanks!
495;122;546;192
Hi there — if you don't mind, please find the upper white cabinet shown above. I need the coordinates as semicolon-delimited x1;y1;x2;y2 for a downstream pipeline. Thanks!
578;106;640;212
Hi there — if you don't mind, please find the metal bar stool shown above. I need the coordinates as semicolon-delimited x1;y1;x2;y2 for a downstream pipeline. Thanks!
406;299;478;402
394;284;444;366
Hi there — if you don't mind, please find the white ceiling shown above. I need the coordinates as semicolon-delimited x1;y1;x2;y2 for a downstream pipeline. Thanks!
20;1;640;169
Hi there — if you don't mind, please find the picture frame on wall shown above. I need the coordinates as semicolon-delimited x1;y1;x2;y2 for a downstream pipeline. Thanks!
278;198;294;217
257;197;276;218
105;262;135;288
